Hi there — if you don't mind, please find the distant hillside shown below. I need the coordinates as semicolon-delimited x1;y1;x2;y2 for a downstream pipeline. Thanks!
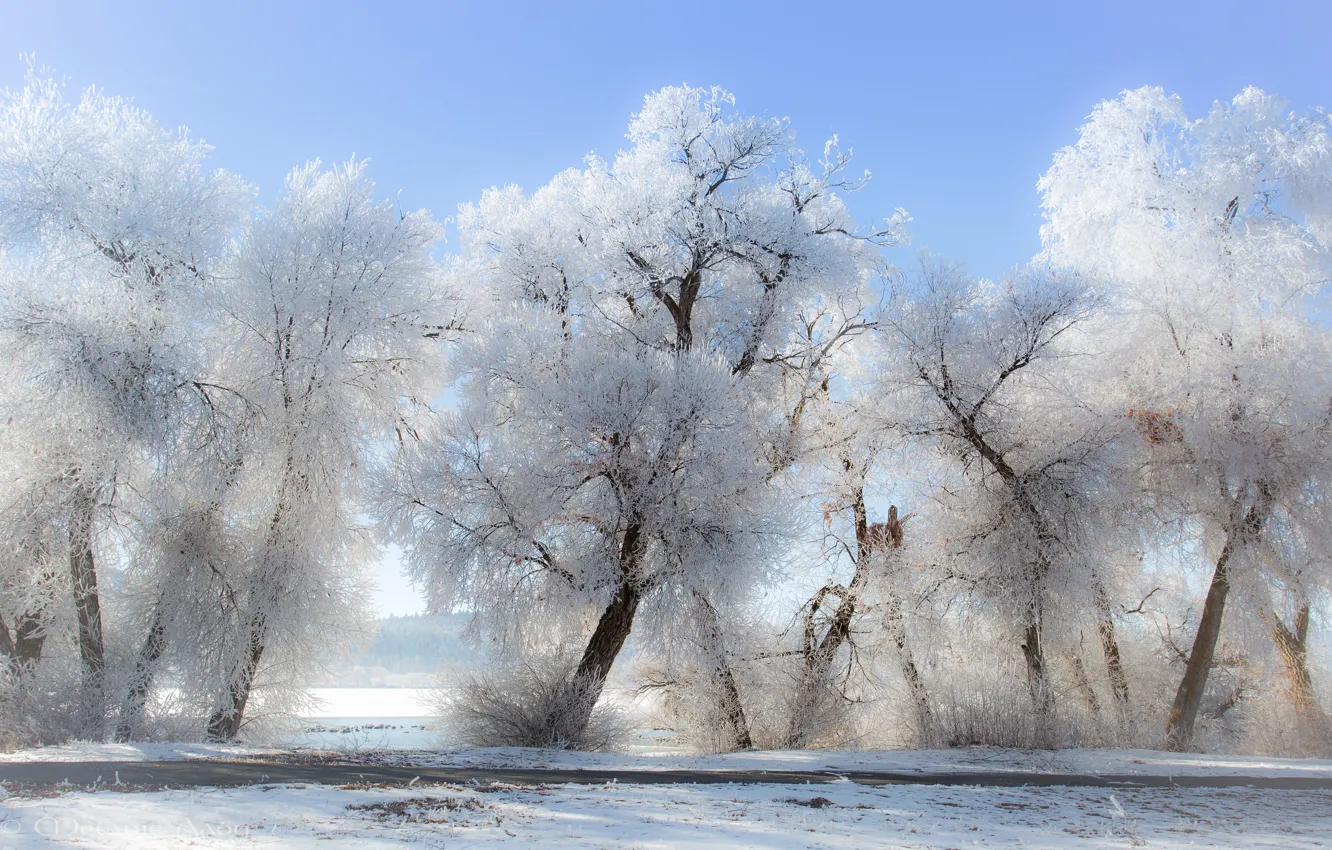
314;613;484;687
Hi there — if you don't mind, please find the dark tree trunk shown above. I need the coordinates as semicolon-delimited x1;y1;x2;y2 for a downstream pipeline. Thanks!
572;580;641;699
0;614;12;660
68;485;105;697
67;483;106;735
207;473;294;742
1165;484;1272;751
13;612;45;666
208;622;265;741
116;599;168;742
1;610;51;670
567;520;646;739
951;419;1062;721
788;582;862;748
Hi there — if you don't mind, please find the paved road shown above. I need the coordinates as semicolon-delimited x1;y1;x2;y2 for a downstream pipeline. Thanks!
2;760;1330;791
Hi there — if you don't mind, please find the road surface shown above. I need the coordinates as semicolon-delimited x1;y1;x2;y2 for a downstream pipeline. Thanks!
3;760;1329;791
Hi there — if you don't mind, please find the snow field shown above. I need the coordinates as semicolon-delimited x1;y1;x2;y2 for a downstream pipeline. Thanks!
1;779;1328;848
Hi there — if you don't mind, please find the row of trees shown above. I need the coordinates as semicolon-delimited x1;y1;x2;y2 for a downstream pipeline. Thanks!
0;72;445;744
0;75;1328;754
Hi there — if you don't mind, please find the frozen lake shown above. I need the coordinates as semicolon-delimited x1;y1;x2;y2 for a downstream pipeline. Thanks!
281;688;441;750
280;687;683;753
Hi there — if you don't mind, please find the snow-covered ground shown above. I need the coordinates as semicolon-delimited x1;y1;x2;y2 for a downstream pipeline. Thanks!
1;778;1327;848
4;685;1330;847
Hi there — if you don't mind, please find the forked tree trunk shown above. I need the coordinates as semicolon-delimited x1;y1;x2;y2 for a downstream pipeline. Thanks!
786;492;909;749
693;590;753;751
1271;605;1329;749
787;582;861;748
1165;484;1272;751
786;491;873;748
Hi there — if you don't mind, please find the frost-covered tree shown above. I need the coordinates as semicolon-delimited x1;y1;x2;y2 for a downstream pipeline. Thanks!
784;441;926;747
180;161;446;740
870;260;1129;728
382;86;905;747
0;70;251;733
1040;86;1332;750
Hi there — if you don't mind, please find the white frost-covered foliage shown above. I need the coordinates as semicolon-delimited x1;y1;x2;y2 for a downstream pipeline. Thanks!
4;68;1329;759
0;70;445;745
381;85;903;747
1040;87;1332;750
398;331;775;627
0;70;252;742
868;261;1132;732
167;161;446;740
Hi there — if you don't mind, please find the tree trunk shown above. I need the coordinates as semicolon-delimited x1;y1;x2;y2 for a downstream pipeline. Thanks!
953;421;1061;723
116;599;168;742
1090;576;1129;709
206;470;292;742
68;482;106;734
0;614;13;661
1095;605;1130;708
786;491;900;748
1;610;50;669
68;484;104;679
1021;616;1054;720
567;520;645;740
693;590;752;751
787;582;860;748
883;593;933;744
572;580;640;701
1165;484;1272;751
1068;650;1101;715
1271;605;1329;750
13;612;45;666
207;621;265;741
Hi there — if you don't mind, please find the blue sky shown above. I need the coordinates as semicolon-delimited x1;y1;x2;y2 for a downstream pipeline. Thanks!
4;0;1327;615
